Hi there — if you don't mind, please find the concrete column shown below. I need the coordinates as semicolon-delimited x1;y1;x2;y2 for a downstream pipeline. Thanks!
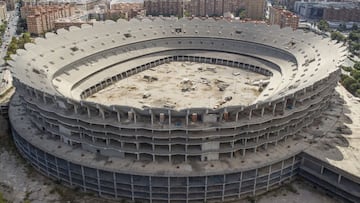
113;172;118;198
186;110;189;126
238;172;243;198
87;107;91;118
168;177;171;203
283;99;288;112
117;111;121;122
149;176;153;203
81;165;86;192
266;165;272;190
130;175;135;201
253;168;258;195
42;93;47;104
272;103;276;116
249;109;252;120
292;99;296;108
320;166;324;174
186;177;189;203
261;107;265;117
204;176;208;202
150;110;154;126
73;104;78;114
222;175;226;201
236;112;239;122
168;110;171;126
99;108;105;120
337;174;342;184
96;169;101;195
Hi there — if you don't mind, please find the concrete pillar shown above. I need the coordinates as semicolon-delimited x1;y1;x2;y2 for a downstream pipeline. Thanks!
81;165;86;192
204;176;208;202
236;112;239;122
159;113;165;123
337;174;342;184
261;107;265;117
186;110;189;126
267;165;272;190
253;168;258;195
73;104;78;114
96;169;100;195
222;175;225;201
99;108;105;120
149;110;153;126
191;113;197;122
42;93;47;104
149;176;153;203
130;175;135;201
223;111;229;121
168;110;171;126
117;111;121;122
168;177;171;202
249;109;252;120
238;172;243;198
87;107;91;118
113;172;118;198
128;111;133;121
283;99;288;112
292;99;296;108
272;103;276;116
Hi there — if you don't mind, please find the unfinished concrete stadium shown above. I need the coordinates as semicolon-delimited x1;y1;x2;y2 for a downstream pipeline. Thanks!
7;17;360;202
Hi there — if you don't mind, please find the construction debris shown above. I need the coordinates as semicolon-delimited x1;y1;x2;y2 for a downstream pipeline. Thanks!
143;75;158;82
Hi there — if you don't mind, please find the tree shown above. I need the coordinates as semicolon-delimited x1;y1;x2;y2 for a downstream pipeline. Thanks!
356;89;360;97
331;31;346;42
338;23;347;31
236;8;247;19
318;20;329;32
342;75;356;89
350;70;360;80
352;23;358;31
354;62;360;71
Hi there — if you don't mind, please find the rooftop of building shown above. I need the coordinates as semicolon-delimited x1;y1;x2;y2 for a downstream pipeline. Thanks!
296;1;360;9
9;17;346;111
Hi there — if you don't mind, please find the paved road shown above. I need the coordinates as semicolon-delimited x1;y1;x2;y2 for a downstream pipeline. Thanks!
0;4;19;68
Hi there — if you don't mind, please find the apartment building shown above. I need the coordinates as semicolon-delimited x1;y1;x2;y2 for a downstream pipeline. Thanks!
22;4;75;35
189;0;265;20
0;1;6;22
269;6;299;30
144;0;185;17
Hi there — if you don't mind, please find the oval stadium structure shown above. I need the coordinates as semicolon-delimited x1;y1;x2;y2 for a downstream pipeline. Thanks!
9;17;345;202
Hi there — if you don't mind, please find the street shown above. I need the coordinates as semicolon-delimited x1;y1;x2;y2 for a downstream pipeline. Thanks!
0;4;20;68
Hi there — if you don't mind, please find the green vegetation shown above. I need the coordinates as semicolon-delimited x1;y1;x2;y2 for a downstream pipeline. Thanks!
16;18;27;35
340;61;360;97
0;21;8;45
348;28;360;55
331;31;346;42
0;192;9;203
4;32;32;61
236;8;247;19
318;19;330;32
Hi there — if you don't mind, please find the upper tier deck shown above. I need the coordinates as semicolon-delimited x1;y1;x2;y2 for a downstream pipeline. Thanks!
9;17;346;111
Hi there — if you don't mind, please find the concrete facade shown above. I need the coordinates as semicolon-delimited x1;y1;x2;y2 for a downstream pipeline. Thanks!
0;1;6;22
21;4;76;35
8;18;348;202
269;6;299;30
